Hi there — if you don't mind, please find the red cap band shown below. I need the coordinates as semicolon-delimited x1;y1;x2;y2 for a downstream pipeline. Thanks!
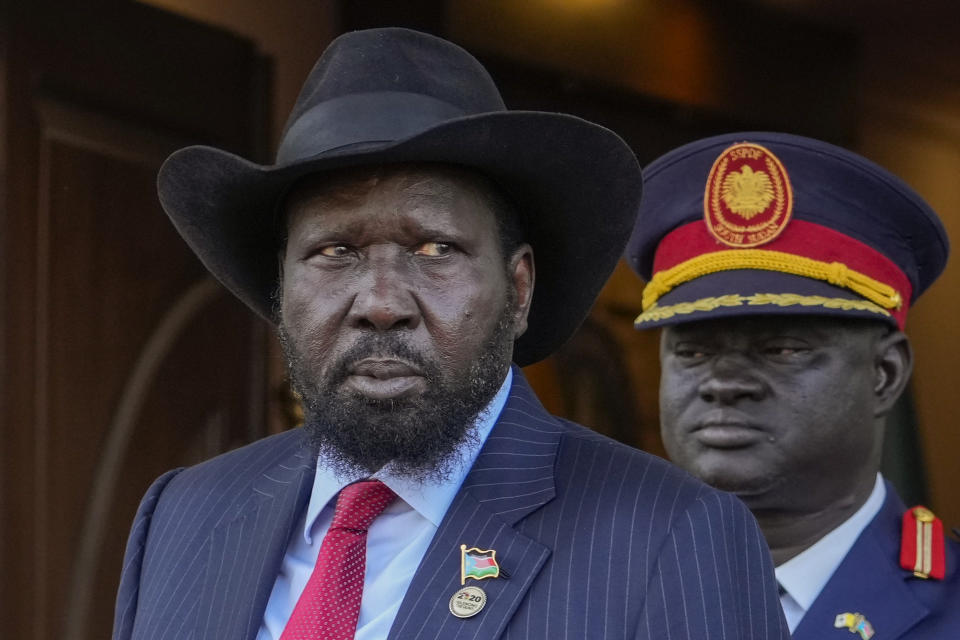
651;219;913;328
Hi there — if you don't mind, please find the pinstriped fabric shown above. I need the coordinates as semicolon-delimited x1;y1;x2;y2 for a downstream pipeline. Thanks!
383;371;788;639
113;468;183;640
113;429;316;640
114;370;788;640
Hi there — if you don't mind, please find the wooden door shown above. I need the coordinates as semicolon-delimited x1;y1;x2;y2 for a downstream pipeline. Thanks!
0;2;272;638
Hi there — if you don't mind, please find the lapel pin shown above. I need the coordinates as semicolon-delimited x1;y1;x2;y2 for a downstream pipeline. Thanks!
834;612;875;639
460;544;500;584
449;544;500;619
449;585;487;618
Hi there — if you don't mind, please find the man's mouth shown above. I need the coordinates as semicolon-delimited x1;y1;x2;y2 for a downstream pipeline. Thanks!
690;412;767;449
345;358;427;400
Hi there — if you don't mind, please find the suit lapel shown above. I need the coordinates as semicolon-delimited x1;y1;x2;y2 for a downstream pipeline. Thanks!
197;433;316;640
388;369;562;640
793;485;929;640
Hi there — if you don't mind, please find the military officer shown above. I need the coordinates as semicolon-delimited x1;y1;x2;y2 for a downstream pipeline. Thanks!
627;131;960;638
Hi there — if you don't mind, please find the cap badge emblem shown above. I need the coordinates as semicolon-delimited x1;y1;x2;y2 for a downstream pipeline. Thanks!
705;142;793;247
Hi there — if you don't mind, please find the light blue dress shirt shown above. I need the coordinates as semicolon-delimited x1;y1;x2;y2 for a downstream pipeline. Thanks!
775;473;887;632
257;369;512;640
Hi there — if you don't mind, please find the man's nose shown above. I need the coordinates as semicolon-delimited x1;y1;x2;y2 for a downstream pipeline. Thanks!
697;354;766;404
347;254;421;331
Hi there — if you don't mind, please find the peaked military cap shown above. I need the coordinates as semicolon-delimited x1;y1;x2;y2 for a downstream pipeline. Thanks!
627;132;949;329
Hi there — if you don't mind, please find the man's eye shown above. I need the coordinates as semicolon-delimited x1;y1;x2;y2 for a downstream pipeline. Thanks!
414;241;452;257
763;345;810;358
675;347;708;360
318;245;351;257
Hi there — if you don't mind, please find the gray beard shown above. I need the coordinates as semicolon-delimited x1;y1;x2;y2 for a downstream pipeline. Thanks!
278;308;515;484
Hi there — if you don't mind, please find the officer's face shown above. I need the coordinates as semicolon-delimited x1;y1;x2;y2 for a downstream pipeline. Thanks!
659;315;897;511
278;165;533;478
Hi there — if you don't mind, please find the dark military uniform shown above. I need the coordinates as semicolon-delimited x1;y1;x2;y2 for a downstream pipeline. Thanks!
792;481;959;639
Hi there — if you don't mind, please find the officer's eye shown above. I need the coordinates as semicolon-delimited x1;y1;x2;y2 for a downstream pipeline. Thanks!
763;343;811;358
414;241;453;257
674;344;709;360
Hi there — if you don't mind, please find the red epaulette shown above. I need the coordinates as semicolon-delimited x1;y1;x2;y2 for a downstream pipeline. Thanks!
900;505;946;580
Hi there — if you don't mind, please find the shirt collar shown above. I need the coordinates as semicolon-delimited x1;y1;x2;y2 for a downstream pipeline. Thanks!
775;473;886;613
302;368;513;543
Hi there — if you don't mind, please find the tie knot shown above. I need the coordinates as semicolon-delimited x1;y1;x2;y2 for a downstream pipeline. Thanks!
330;480;396;532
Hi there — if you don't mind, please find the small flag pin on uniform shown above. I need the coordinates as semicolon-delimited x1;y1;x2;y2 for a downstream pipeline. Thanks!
834;612;875;639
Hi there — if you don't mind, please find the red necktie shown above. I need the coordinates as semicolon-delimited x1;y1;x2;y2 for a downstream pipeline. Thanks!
280;479;397;640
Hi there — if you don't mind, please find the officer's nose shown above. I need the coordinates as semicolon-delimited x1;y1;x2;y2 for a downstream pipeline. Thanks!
697;354;765;404
347;253;421;331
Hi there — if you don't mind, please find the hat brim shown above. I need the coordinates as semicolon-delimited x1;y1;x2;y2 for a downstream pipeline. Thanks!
158;111;642;366
634;270;898;329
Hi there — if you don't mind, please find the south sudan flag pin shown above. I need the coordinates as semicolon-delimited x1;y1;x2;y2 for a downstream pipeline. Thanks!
460;544;500;584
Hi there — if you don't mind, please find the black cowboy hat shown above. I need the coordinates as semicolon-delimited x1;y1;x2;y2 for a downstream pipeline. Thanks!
157;27;642;366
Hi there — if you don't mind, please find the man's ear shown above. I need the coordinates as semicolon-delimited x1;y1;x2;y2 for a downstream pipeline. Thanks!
873;330;913;417
509;243;535;338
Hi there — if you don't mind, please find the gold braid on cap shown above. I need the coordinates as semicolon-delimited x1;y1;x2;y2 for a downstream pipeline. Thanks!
642;249;903;311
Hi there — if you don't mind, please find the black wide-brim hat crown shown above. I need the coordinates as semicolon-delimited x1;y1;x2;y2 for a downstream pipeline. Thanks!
157;27;642;366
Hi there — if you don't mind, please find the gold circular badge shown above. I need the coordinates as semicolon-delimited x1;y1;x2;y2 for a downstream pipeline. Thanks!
704;142;793;247
449;586;487;619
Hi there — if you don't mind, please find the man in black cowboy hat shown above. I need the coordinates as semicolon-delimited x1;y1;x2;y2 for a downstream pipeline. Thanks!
113;29;787;640
628;132;959;638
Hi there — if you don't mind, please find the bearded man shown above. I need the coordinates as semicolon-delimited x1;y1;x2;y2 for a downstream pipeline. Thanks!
112;29;787;640
627;132;959;638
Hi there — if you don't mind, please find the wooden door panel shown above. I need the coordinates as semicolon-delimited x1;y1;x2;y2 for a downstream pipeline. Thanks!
1;3;271;638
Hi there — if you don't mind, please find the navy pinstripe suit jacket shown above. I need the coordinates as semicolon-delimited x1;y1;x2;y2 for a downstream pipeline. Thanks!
113;370;788;639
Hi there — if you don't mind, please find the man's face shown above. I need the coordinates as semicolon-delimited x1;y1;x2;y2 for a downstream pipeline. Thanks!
659;315;890;511
278;165;533;480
